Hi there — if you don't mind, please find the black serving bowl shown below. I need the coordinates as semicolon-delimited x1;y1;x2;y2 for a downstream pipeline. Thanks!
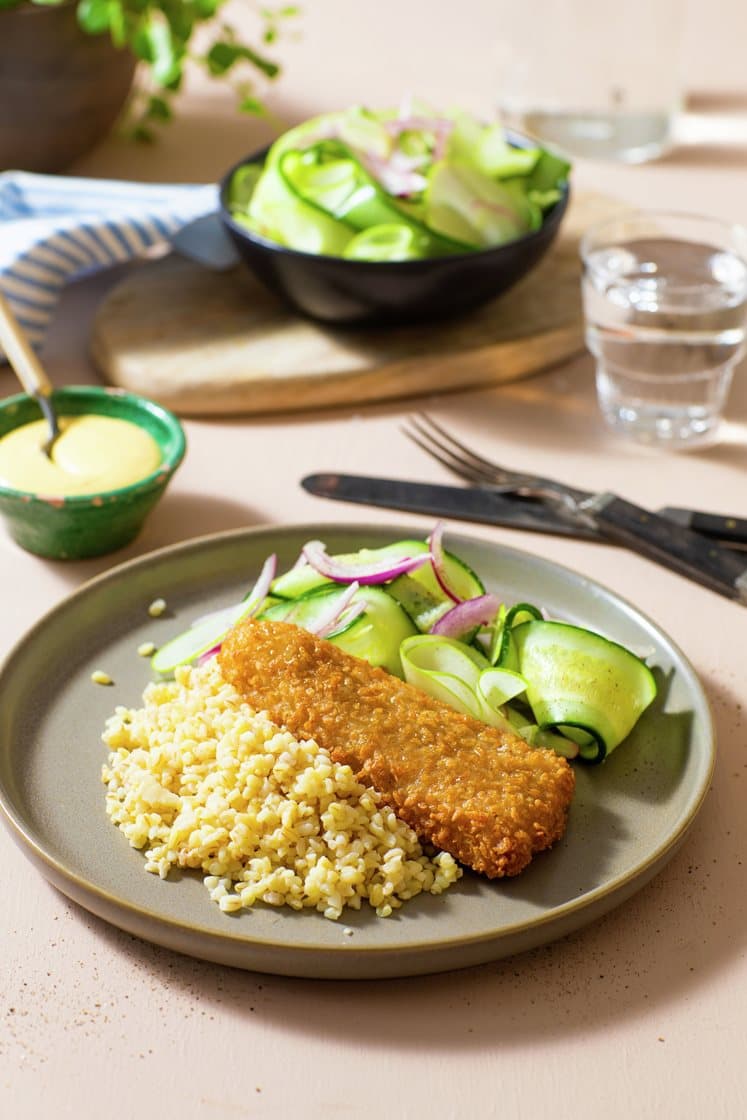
218;134;570;326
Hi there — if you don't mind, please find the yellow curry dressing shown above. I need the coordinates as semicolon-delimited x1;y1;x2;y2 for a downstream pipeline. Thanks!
0;415;162;497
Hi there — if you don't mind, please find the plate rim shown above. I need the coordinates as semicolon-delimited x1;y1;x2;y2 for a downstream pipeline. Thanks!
0;520;716;969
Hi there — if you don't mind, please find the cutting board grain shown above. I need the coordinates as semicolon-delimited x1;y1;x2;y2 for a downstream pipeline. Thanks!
91;192;623;417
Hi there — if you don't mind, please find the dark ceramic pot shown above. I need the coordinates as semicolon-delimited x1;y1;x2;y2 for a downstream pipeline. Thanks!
0;1;136;173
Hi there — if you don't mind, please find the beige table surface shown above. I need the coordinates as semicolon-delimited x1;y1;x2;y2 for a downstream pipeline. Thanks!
3;4;747;1118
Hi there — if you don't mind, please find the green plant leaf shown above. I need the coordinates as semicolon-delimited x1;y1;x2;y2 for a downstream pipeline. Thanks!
205;39;279;79
133;14;183;86
194;0;223;15
204;40;247;76
76;0;113;33
132;123;156;144
145;94;173;121
239;95;266;116
261;4;300;16
162;0;195;42
23;0;289;134
108;0;127;46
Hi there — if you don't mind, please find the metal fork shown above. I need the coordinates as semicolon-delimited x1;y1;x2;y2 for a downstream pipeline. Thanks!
402;413;587;511
402;412;747;603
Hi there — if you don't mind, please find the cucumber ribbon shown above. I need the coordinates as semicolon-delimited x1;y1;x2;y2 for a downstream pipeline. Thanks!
399;632;572;752
400;634;518;734
512;620;657;763
277;140;472;259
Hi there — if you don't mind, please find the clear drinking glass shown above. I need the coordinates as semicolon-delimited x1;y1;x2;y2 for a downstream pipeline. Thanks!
495;0;686;162
580;211;747;449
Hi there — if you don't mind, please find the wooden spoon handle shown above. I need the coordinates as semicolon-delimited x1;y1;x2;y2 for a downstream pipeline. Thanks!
0;290;54;398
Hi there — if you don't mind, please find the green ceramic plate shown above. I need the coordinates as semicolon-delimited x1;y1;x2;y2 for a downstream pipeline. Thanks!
0;523;714;979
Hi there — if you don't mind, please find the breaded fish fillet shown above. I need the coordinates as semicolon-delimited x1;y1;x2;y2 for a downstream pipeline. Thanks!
219;619;575;878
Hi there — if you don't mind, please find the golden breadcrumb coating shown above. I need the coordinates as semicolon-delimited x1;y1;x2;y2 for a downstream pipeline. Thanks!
218;619;574;878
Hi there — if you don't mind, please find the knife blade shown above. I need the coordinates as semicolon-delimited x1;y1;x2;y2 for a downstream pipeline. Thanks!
303;471;747;552
302;472;600;540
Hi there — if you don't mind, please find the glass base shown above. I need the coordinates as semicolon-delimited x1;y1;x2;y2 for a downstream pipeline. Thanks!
599;402;723;449
500;108;675;163
595;365;729;450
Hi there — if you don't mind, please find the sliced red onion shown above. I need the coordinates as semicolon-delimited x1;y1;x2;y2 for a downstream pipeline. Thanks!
197;645;221;666
191;553;277;630
286;548;310;572
390;148;429;173
316;598;367;639
430;127;450;164
307;581;362;638
430;594;501;639
359;151;427;196
243;553;277;612
428;521;461;603
380;167;428;196
302;540;428;584
386;116;455;164
297;540;326;563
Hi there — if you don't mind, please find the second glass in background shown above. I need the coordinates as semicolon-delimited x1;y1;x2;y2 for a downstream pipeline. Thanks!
495;0;686;162
580;211;747;449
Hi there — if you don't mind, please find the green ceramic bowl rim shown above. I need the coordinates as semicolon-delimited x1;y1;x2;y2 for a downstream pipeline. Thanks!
0;386;186;505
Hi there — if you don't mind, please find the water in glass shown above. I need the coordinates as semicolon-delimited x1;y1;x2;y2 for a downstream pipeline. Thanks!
582;237;747;447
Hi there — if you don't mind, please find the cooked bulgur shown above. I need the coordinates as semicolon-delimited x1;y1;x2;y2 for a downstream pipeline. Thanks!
91;670;114;686
101;659;461;920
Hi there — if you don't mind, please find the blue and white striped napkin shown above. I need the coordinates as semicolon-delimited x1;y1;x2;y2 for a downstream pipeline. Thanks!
0;172;217;350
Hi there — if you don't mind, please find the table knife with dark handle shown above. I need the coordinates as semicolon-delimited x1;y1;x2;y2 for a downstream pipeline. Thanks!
302;473;747;548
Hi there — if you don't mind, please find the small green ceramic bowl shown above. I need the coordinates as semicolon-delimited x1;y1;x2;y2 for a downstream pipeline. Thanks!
0;386;186;560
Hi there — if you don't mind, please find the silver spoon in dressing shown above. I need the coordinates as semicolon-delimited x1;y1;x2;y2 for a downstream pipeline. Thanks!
0;290;60;458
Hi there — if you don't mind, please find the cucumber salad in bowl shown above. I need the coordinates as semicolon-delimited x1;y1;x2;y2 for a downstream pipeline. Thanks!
225;102;571;262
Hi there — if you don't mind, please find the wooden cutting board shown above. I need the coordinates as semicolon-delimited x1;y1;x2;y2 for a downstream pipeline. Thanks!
91;191;623;417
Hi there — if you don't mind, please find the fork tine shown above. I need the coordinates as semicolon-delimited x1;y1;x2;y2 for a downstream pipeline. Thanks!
403;424;493;485
404;413;587;509
402;417;498;485
403;414;508;486
414;414;511;478
406;417;485;477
